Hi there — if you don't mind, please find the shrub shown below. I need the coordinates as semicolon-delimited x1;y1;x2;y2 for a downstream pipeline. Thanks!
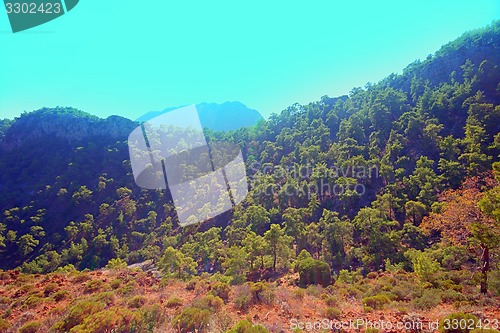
172;307;210;333
91;291;116;306
166;297;183;308
363;306;374;313
250;282;267;301
119;281;136;296
362;294;391;310
391;281;418;301
24;294;42;308
324;296;338;307
128;295;147;309
410;250;441;282
210;282;231;302
413;289;441;310
192;295;224;313
53;290;69;302
19;321;41;333
43;283;59;296
365;329;380;333
226;319;270;333
0;318;11;331
84;280;104;293
110;278;122;290
489;270;500;296
50;300;105;331
305;284;324;297
259;287;275;305
296;256;332;287
68;307;139;333
441;279;463;292
186;280;197;291
439;312;479;333
324;307;342;320
71;272;91;283
337;269;363;283
441;289;466;303
292;288;305;299
137;304;165;332
105;258;127;269
55;264;77;273
233;285;253;311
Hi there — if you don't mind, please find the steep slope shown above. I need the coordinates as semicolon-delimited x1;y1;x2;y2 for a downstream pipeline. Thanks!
0;22;498;277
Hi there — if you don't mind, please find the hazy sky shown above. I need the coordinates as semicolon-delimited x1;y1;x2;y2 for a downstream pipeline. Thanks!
0;1;499;120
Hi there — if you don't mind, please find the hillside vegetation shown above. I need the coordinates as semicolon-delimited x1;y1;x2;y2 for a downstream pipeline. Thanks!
0;21;500;333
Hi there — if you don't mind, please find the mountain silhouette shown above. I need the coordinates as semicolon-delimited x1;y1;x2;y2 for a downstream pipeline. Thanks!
135;102;264;131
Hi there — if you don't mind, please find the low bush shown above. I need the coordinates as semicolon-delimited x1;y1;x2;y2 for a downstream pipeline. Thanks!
305;284;324;297
24;294;42;308
0;318;11;331
91;291;116;306
210;282;231;302
43;283;59;296
365;329;380;333
324;296;338;307
292;289;305;299
391;281;418;301
336;269;363;284
324;307;342;320
84;280;105;293
233;285;253;311
172;307;211;333
105;258;127;270
119;281;136;296
128;295;147;309
362;294;391;310
441;289;466;303
110;278;122;290
166;297;183;308
192;295;224;313
489;270;500;296
363;306;374;313
226;319;270;333
413;289;441;310
71;273;91;283
68;307;140;333
137;304;165;332
53;290;69;302
296;256;332;287
441;279;463;292
185;280;197;291
50;300;105;332
18;321;42;333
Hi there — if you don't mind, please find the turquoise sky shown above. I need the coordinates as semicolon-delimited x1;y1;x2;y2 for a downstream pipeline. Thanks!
1;1;499;120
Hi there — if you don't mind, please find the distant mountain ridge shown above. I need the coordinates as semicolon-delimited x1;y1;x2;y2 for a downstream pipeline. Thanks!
135;101;264;131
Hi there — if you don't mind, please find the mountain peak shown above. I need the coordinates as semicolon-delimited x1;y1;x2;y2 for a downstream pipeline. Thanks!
135;102;264;131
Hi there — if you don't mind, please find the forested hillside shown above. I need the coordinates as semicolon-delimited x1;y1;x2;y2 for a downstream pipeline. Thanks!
0;21;499;298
